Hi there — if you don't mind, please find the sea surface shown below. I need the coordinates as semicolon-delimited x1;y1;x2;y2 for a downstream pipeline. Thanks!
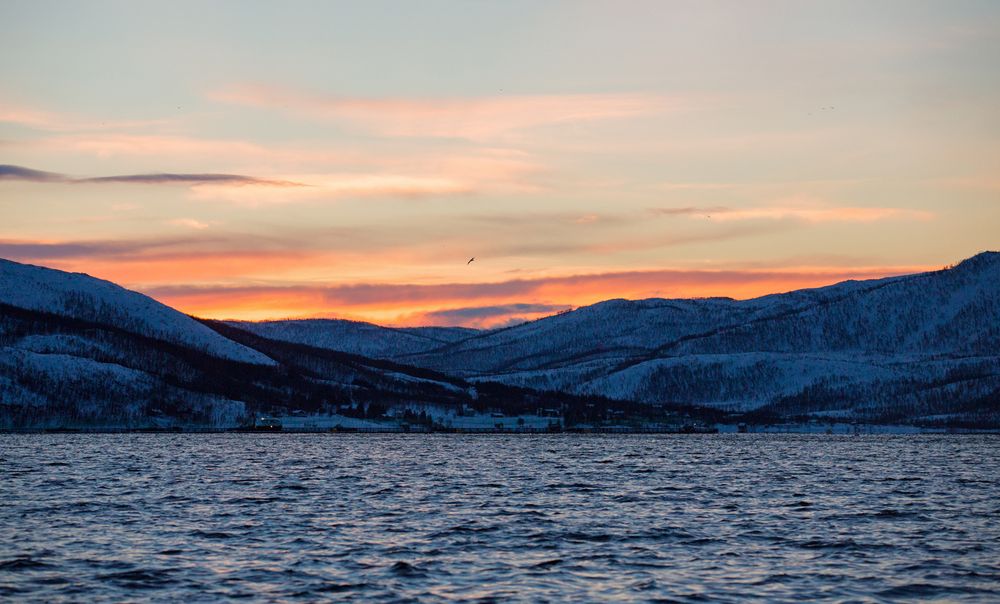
2;434;999;602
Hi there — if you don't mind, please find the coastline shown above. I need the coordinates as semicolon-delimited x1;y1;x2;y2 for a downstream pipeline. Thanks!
3;424;998;435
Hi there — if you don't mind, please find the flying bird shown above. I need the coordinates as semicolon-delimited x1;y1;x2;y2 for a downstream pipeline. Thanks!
467;257;475;265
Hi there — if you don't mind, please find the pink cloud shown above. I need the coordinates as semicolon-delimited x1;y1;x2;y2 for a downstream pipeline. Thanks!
15;135;543;197
187;173;473;204
167;218;210;230
718;206;932;223
37;134;286;160
0;101;173;132
0;103;63;130
209;84;676;139
925;176;1000;192
651;201;934;223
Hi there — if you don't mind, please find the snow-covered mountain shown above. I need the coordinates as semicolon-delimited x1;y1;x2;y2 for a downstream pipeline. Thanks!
227;318;477;358
394;252;1000;422
0;259;273;365
0;259;620;429
1;253;998;428
201;252;1000;425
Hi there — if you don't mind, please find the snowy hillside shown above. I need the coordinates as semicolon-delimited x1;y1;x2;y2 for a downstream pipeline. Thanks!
216;252;999;423
399;253;1000;421
0;259;273;365
2;253;998;428
395;276;914;377
226;318;477;358
0;259;630;429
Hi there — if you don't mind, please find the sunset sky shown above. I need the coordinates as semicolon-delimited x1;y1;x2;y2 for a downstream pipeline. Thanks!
2;1;998;327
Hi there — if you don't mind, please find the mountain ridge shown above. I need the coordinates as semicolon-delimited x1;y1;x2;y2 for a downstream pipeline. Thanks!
1;253;998;428
233;253;999;421
0;259;639;429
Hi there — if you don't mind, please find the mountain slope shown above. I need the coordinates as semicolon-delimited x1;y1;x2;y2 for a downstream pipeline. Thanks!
0;259;641;429
655;252;999;358
391;253;1000;421
226;318;477;358
2;253;998;428
0;259;273;365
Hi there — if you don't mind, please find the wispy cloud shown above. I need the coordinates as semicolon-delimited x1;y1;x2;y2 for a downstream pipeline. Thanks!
0;238;317;284
24;132;543;177
0;101;171;132
210;84;676;139
83;173;301;186
0;237;191;260
650;202;934;223
402;303;571;328
140;264;929;324
187;174;471;204
167;218;210;230
924;176;1000;192
0;104;64;130
1;233;928;324
0;164;65;182
31;133;299;160
0;163;474;203
0;214;787;289
718;205;933;223
0;231;429;285
0;164;303;187
4;130;544;200
0;229;424;267
659;182;740;191
657;179;866;192
648;206;731;217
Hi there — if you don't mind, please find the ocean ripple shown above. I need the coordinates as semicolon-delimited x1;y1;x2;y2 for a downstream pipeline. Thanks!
1;433;999;601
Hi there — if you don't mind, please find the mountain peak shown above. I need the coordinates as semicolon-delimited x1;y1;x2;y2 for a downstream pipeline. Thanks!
951;251;1000;272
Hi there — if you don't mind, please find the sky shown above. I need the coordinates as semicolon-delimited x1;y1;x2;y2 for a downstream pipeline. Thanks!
1;1;998;327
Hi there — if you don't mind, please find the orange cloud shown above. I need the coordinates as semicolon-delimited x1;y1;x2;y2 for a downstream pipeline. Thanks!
210;85;676;139
140;265;932;325
0;234;470;288
0;235;326;284
397;303;571;329
41;253;316;285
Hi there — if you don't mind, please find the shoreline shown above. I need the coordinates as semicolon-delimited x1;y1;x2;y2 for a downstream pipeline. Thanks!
3;426;998;435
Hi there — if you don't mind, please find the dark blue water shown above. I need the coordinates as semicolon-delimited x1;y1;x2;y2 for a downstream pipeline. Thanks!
2;434;999;602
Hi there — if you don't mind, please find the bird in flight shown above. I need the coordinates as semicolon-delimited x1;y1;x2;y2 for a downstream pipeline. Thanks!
467;257;475;265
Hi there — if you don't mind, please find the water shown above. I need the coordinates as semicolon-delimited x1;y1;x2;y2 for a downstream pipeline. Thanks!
2;434;999;602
